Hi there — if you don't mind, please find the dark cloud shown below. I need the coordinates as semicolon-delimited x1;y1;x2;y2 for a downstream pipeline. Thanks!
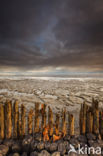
0;0;54;40
54;0;103;47
0;0;103;73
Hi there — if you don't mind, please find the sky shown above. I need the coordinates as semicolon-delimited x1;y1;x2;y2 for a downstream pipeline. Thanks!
0;0;103;76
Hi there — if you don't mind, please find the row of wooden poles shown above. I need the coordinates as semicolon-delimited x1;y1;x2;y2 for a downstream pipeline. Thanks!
0;100;74;141
79;98;103;138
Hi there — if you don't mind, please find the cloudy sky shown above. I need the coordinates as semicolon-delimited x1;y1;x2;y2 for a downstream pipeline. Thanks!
0;0;103;75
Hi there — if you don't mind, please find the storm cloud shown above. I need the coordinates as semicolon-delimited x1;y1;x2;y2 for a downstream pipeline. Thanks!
0;0;103;74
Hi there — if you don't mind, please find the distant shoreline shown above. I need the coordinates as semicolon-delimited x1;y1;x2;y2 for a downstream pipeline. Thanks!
0;76;103;81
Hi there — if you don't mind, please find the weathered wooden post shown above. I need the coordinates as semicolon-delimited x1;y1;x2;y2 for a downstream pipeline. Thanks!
79;103;87;135
81;111;85;135
41;104;46;129
0;104;4;139
86;111;93;133
34;102;40;133
93;108;99;134
82;102;87;135
18;115;22;138
21;104;26;137
13;100;19;138
48;106;53;136
79;104;83;134
69;114;74;136
55;114;60;135
93;100;99;134
62;108;66;136
5;100;12;139
28;109;34;135
100;110;103;139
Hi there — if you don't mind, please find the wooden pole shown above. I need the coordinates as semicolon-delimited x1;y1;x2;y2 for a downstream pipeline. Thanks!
34;102;40;133
18;114;22;138
48;106;53;136
0;104;4;139
79;103;87;135
5;100;12;139
69;114;74;136
92;98;99;134
13;100;19;138
86;111;93;133
41;104;46;129
62;108;66;136
28;109;34;135
82;103;87;135
55;113;60;135
100;111;103;139
93;107;99;134
21;104;26;137
79;104;82;134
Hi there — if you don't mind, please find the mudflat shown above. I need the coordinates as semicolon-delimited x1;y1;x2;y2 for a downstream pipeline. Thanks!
0;77;103;130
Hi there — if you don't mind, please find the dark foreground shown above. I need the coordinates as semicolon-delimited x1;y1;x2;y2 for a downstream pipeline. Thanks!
0;133;103;156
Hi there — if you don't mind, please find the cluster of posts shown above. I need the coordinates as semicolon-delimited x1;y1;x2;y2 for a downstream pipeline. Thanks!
0;100;74;141
79;98;103;138
0;98;103;141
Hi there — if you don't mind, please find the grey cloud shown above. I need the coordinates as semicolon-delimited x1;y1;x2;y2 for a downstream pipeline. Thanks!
0;0;103;73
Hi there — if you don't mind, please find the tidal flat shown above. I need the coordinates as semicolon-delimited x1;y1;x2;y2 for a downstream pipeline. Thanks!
0;77;103;130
